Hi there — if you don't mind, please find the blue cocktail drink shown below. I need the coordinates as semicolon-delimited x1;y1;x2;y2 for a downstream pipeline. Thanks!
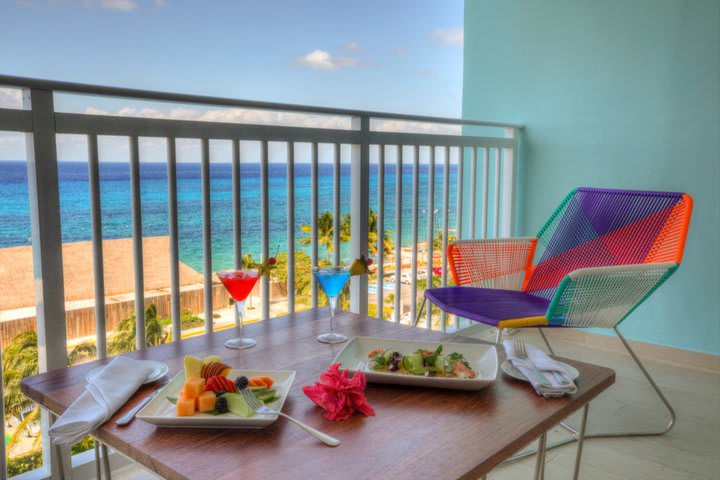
312;266;351;344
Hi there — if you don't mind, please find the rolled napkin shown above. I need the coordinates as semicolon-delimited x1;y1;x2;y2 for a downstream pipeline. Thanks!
50;356;155;445
503;340;577;398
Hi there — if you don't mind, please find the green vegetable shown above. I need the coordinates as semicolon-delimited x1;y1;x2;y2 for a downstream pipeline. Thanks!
448;352;471;368
372;353;388;369
434;354;451;373
402;353;426;375
424;345;443;366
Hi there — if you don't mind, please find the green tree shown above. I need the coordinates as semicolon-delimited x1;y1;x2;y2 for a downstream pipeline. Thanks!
299;212;337;263
241;252;256;269
340;209;394;256
433;229;457;251
108;303;168;356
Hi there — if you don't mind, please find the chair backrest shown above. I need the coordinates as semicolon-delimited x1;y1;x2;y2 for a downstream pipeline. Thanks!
523;188;693;300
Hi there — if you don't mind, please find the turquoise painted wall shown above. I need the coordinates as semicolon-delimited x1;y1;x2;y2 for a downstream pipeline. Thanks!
462;0;720;354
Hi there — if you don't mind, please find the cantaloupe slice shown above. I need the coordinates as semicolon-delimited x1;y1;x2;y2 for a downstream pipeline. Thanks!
248;377;266;387
176;396;195;417
196;391;216;413
183;377;205;399
258;376;275;389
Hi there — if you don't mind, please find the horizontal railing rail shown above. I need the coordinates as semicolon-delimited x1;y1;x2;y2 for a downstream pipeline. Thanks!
0;75;521;479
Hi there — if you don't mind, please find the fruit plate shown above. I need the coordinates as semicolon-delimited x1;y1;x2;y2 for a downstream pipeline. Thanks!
136;369;296;429
332;336;497;391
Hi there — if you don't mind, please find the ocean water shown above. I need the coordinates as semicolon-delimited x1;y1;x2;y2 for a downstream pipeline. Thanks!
0;161;457;273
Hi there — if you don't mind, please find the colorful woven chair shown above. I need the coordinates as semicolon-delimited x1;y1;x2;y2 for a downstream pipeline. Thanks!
416;187;692;442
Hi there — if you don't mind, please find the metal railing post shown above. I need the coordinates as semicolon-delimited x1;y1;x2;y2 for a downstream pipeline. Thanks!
23;87;69;479
350;116;370;314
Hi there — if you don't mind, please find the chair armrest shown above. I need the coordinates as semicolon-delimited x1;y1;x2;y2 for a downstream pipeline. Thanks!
545;262;679;328
448;237;537;291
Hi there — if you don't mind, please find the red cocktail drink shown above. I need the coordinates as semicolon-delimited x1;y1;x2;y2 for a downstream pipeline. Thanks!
216;269;259;349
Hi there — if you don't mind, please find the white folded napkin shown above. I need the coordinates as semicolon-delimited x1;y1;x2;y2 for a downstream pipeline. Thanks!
503;340;577;398
50;356;154;445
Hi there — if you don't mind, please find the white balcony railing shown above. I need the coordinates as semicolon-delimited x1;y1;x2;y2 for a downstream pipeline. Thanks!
0;75;521;478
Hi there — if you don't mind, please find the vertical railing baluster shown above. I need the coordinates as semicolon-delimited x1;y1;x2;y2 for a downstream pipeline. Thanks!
410;144;419;325
469;146;477;239
286;142;295;314
200;138;213;333
87;134;107;357
349;117;370;314
231;139;242;330
440;146;450;331
494;147;502;238
425;146;435;329
393;145;403;323
376;145;385;319
333;142;341;267
260;140;270;320
23;88;68;478
454;148;462;329
482;147;489;239
311;142;319;309
129;135;146;347
168;138;181;343
0;347;4;479
456;146;464;240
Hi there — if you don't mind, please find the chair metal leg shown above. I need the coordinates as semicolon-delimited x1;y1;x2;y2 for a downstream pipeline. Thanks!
538;328;555;356
495;327;503;345
413;297;427;327
503;326;676;466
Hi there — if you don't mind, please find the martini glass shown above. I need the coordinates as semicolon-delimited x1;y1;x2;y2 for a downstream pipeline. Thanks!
216;269;259;349
312;266;351;344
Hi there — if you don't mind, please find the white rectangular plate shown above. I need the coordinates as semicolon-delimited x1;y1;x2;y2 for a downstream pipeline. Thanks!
333;337;497;391
137;369;296;429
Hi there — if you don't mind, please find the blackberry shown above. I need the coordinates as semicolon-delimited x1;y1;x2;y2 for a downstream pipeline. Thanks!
215;396;229;414
235;376;249;390
214;389;227;398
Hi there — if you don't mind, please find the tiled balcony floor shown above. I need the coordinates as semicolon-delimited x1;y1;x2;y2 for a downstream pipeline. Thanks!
112;326;720;480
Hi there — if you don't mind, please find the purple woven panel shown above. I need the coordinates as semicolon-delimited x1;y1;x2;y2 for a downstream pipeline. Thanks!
424;287;550;327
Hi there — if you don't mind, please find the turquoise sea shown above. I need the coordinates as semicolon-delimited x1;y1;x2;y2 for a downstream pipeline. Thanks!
0;161;458;273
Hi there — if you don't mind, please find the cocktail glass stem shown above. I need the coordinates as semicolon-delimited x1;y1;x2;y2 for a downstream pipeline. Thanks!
235;300;246;336
328;296;338;332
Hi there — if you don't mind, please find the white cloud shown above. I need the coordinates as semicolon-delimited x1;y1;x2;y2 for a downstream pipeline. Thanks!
100;0;137;11
295;50;359;71
341;42;361;53
432;28;463;47
0;88;23;109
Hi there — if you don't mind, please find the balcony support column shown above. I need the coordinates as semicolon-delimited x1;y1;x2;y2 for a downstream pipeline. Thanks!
23;87;70;479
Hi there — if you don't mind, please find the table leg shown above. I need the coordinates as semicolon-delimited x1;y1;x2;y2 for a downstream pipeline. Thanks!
94;441;101;480
533;432;547;480
54;443;65;480
573;404;590;480
101;442;112;480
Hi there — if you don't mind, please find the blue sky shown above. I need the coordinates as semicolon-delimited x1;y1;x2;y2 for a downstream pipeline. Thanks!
0;0;464;161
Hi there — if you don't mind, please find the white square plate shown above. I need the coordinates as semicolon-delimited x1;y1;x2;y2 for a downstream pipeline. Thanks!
332;337;497;391
136;369;296;428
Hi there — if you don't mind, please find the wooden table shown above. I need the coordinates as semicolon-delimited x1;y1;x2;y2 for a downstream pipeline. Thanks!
22;309;615;480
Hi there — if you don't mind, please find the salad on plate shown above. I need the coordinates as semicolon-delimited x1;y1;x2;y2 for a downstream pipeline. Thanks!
367;345;477;379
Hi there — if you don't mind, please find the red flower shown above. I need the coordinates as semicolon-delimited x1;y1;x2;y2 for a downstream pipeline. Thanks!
302;364;375;421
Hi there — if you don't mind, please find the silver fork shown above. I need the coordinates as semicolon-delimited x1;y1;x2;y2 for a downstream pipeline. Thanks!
513;340;552;386
239;388;340;447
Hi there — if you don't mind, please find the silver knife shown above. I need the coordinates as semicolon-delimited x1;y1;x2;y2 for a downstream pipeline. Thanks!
116;387;162;426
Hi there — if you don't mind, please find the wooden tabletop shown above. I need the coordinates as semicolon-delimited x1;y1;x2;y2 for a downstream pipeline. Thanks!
22;309;615;480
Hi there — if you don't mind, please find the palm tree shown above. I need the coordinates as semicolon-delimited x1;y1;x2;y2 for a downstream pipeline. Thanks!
340;209;394;256
241;252;256;269
108;303;168;356
299;211;336;262
433;228;457;251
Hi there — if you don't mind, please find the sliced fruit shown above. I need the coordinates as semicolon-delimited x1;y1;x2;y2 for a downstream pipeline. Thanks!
248;376;271;388
255;389;277;403
184;355;204;379
205;375;236;393
249;385;268;393
176;396;195;417
258;376;275;389
183;377;205;399
220;392;254;418
203;354;222;364
196;391;216;413
200;362;232;379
